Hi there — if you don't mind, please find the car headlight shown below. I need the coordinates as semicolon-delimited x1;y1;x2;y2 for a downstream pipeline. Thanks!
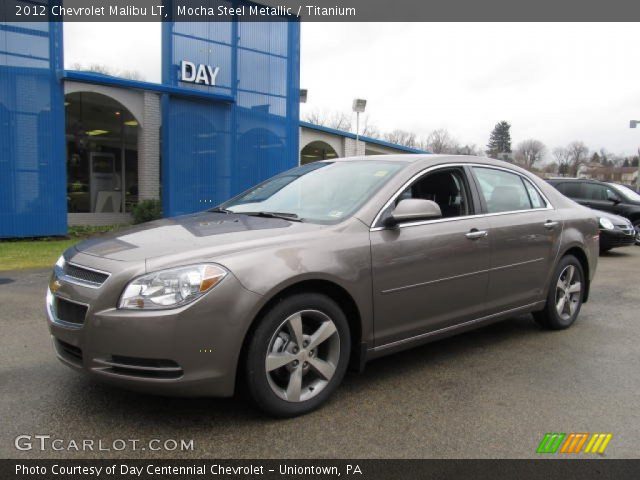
55;255;65;269
119;264;227;310
598;217;615;230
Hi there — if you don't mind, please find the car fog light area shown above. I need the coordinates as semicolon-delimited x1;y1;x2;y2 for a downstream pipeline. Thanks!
119;264;227;310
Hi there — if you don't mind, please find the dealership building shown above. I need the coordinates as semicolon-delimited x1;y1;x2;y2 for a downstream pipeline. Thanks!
0;18;421;238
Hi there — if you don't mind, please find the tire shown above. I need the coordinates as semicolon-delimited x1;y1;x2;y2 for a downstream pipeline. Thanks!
600;247;611;254
633;220;640;246
533;254;585;330
245;293;351;417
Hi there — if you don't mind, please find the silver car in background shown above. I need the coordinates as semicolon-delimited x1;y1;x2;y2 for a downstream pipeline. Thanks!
47;155;599;417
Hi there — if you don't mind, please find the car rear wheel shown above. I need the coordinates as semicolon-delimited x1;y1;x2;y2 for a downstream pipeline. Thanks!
245;293;350;417
633;220;640;245
533;255;585;330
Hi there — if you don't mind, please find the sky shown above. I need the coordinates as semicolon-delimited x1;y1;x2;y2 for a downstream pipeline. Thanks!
64;22;640;159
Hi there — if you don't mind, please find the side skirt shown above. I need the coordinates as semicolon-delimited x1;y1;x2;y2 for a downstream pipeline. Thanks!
365;301;545;362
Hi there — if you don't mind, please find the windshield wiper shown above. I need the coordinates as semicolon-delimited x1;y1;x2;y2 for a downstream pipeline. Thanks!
209;207;232;213
243;211;304;222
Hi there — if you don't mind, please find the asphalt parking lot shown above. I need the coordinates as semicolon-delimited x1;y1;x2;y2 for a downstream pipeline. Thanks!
1;247;639;459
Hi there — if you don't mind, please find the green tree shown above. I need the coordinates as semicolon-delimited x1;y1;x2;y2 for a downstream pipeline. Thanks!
486;121;512;158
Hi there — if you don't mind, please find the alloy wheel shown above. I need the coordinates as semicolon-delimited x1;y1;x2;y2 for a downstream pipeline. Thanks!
555;265;582;321
265;310;340;402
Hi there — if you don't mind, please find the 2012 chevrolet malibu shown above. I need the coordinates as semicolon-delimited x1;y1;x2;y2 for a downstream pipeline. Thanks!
47;156;599;417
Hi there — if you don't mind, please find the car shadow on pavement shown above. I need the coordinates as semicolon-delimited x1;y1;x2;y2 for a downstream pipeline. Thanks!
600;249;635;257
46;314;541;425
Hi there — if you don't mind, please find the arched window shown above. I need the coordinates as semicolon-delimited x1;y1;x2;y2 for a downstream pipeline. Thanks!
300;141;338;165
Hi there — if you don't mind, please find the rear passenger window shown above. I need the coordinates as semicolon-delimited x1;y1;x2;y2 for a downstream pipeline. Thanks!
523;179;546;209
473;167;532;213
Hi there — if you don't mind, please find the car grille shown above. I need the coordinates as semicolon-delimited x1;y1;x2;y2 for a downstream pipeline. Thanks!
615;224;635;236
62;263;109;287
55;297;88;325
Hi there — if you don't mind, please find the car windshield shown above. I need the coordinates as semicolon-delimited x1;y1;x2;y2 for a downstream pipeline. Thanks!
608;183;640;202
220;161;405;223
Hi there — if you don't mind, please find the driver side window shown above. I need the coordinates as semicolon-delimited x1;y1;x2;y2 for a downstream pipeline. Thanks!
396;168;472;218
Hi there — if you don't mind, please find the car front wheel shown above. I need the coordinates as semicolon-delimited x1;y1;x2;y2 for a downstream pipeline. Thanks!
633;220;640;245
533;255;585;330
245;293;350;417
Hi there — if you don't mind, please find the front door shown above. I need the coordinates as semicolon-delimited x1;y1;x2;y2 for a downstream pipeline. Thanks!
371;167;491;347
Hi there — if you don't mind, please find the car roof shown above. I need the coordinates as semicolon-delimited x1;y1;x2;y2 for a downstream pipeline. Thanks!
547;178;605;183
327;154;527;170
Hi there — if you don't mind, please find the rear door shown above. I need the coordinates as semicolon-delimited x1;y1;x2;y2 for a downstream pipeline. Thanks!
370;166;491;347
471;167;562;313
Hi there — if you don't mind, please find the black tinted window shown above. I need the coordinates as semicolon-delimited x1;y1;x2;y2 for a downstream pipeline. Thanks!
582;183;608;201
556;182;582;198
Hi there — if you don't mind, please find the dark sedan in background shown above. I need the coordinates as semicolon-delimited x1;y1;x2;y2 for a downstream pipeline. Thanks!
547;178;640;245
591;209;636;252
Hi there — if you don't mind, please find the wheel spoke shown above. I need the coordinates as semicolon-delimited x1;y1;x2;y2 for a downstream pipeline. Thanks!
266;352;296;372
557;277;567;292
556;296;567;315
308;357;335;381
568;281;581;294
307;321;337;350
565;265;575;284
285;365;303;401
569;298;578;315
287;314;305;348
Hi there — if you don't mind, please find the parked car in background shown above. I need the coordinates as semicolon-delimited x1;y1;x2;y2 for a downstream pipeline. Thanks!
547;178;640;245
591;209;636;253
47;156;599;417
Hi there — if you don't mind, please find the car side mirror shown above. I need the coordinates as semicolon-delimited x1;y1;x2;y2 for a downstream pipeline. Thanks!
386;199;442;227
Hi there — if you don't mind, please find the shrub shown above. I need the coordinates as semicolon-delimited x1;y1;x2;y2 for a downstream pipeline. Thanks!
132;199;163;224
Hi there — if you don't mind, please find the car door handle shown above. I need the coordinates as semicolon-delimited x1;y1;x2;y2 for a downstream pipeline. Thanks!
543;220;559;229
465;229;488;240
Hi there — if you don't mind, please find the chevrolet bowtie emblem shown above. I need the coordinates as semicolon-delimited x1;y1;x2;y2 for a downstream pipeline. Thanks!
49;278;63;293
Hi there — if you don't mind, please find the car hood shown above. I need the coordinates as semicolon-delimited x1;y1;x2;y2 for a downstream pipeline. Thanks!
74;211;325;264
590;209;629;225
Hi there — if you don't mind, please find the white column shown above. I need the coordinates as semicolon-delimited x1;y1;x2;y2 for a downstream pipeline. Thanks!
137;92;161;201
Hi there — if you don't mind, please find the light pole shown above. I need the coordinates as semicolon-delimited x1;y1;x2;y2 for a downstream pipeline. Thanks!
629;120;640;190
352;98;367;143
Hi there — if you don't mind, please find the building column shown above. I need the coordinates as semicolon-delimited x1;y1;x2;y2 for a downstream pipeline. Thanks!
138;91;161;201
344;137;366;157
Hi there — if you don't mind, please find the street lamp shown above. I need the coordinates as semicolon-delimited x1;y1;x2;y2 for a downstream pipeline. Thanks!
629;120;640;190
352;98;367;143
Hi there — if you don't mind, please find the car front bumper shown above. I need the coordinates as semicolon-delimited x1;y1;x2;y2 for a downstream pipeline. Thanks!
599;229;636;250
46;260;263;398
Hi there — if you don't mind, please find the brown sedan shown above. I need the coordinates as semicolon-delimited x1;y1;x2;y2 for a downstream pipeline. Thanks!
47;156;599;417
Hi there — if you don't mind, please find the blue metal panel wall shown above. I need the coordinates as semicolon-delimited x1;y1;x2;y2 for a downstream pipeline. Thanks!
162;8;300;217
0;18;66;238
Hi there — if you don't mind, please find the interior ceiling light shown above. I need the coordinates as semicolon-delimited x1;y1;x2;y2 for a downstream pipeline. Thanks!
86;130;109;136
124;120;138;126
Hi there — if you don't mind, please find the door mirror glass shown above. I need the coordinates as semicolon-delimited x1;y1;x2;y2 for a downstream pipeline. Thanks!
387;199;442;226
